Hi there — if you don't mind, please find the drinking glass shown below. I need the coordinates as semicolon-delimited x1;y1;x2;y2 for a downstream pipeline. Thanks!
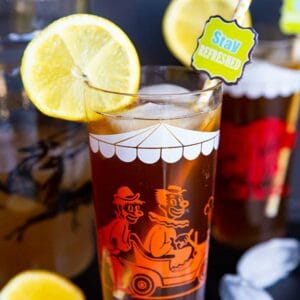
85;66;222;299
0;0;94;288
0;64;95;287
213;39;300;249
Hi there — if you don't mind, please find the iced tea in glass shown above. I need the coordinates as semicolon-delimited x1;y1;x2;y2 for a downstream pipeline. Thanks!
85;66;222;299
213;41;300;248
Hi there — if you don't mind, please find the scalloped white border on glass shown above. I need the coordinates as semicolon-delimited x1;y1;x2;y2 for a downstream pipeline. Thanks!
89;123;219;164
224;59;300;99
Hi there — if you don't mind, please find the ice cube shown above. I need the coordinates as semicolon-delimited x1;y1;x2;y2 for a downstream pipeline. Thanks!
120;102;192;119
237;238;300;288
219;274;273;300
107;84;214;132
108;102;205;132
139;83;190;95
138;84;199;105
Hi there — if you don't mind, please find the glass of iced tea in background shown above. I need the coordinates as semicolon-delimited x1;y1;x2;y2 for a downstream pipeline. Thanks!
85;66;222;299
0;64;95;287
213;39;300;249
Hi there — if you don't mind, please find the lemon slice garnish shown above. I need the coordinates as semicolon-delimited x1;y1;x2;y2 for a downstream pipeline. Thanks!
0;271;85;300
21;14;140;121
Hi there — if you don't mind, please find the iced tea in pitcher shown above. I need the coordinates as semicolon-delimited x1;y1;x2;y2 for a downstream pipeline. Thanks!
0;66;94;287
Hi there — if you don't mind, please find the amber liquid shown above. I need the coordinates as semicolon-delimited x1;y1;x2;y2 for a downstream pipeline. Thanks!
88;107;221;299
213;94;294;249
0;106;94;287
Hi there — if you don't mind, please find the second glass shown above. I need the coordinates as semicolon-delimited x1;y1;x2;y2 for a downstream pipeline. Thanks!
85;66;222;299
213;39;300;249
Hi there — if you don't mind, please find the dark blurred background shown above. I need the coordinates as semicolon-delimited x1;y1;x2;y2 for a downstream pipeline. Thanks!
89;0;284;64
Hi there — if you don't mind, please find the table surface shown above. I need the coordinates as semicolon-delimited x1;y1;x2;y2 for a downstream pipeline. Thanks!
73;222;300;300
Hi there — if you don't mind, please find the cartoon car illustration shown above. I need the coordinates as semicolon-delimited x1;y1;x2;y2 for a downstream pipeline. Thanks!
100;186;211;299
116;232;208;298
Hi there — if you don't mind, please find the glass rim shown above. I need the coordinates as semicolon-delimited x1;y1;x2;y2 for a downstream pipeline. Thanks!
85;66;222;121
85;65;222;98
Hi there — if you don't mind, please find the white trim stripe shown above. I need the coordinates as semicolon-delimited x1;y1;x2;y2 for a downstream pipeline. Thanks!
89;123;219;164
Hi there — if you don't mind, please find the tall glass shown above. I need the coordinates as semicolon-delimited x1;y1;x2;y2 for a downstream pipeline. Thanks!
85;66;222;299
213;39;300;249
0;0;92;288
0;64;95;287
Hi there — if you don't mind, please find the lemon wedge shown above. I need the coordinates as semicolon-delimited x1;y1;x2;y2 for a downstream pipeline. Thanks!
0;271;85;300
163;0;252;66
21;14;140;121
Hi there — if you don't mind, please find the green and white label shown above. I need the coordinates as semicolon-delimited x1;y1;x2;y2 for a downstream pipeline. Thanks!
280;0;300;34
192;16;258;85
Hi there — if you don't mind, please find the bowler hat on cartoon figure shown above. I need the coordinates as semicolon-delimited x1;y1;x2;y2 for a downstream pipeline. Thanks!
113;186;144;224
113;186;144;205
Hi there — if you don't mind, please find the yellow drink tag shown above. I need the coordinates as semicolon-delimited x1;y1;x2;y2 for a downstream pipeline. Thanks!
192;16;258;85
280;0;300;34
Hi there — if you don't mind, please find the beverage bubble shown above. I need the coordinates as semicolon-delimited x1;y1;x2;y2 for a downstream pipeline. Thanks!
225;59;300;99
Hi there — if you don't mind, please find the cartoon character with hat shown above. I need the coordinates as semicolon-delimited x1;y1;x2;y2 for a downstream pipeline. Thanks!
101;186;145;256
143;185;194;270
100;186;145;292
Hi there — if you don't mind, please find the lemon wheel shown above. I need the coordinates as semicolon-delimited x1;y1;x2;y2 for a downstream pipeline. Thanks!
21;14;140;122
0;271;85;300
